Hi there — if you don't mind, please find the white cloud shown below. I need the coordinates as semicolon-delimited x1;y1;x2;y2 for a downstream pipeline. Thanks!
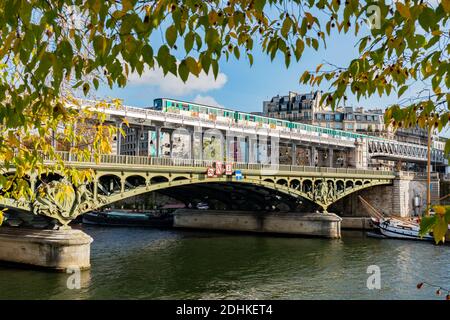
128;64;227;96
193;95;224;108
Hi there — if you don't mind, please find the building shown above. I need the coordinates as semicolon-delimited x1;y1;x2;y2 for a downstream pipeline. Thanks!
262;91;322;123
260;91;450;171
261;91;388;136
314;107;387;135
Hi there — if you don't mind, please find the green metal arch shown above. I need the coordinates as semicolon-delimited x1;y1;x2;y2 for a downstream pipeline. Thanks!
91;176;392;214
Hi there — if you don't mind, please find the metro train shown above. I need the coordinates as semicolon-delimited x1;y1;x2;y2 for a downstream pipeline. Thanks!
152;98;384;142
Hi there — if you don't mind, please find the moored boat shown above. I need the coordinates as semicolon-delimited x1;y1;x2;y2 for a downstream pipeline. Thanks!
82;210;174;228
373;217;434;241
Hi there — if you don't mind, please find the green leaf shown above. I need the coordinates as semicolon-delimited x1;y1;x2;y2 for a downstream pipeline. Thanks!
211;59;219;79
398;85;408;98
247;53;254;66
184;32;194;54
419;215;436;237
205;28;220;48
311;38;319;51
178;60;189;82
201;54;211;74
281;17;292;38
233;46;240;60
294;39;304;61
166;25;177;48
254;0;266;11
93;78;99;90
82;83;90;96
185;57;199;76
142;44;154;67
418;7;435;32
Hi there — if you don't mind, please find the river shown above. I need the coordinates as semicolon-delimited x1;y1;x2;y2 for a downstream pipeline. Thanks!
0;226;449;299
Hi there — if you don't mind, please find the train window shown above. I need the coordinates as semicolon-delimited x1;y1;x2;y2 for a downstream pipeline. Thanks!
182;104;190;111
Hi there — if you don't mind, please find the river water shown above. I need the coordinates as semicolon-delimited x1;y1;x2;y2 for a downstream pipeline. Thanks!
0;226;449;300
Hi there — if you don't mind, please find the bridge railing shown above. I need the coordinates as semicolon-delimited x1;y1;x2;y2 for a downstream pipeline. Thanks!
48;152;394;176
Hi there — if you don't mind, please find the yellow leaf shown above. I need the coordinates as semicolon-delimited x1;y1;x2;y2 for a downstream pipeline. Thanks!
122;0;134;12
316;63;323;73
396;2;411;19
433;205;445;216
442;0;450;13
0;211;3;226
305;12;314;25
433;215;448;244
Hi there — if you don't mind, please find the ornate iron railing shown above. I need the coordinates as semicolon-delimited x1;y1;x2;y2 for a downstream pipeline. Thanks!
46;151;395;176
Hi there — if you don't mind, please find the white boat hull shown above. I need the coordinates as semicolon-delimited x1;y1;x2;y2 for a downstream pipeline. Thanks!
374;218;434;241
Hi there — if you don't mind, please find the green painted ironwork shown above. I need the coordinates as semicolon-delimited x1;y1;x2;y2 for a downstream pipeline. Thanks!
0;152;395;228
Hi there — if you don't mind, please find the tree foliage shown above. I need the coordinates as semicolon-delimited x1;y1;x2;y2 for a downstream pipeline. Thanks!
420;205;450;244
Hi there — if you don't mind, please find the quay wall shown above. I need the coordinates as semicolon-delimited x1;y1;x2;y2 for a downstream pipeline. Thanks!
173;210;342;239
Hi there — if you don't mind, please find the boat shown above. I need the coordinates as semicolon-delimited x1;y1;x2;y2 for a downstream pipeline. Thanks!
359;195;435;241
82;210;174;228
374;217;434;241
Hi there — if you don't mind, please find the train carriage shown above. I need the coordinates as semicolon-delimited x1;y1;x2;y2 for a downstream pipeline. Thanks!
152;98;385;143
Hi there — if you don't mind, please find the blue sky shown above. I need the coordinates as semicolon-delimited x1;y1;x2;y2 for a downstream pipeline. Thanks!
96;22;416;114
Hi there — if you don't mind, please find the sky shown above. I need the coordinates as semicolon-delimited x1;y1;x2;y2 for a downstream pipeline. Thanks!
94;18;422;115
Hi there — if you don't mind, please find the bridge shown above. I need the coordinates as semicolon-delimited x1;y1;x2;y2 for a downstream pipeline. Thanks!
0;152;395;228
0;99;444;270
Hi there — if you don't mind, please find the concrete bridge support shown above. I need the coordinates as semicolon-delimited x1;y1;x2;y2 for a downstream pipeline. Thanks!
331;172;439;218
0;227;92;271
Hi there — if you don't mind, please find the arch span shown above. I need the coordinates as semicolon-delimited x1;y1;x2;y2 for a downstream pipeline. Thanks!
96;176;392;213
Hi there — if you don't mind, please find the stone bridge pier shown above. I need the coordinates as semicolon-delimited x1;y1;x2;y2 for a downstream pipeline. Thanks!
330;172;439;218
